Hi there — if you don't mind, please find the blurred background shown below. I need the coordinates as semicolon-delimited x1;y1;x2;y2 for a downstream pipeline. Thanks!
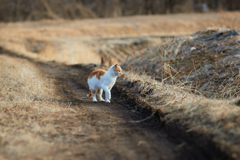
0;0;240;22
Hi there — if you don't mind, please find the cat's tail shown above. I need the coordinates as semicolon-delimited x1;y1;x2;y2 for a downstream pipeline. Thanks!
87;89;92;98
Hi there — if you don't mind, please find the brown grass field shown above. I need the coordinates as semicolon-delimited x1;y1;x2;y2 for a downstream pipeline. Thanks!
0;11;240;159
0;55;69;159
0;11;239;64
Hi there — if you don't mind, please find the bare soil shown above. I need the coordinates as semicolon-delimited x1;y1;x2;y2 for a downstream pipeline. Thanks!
0;48;230;160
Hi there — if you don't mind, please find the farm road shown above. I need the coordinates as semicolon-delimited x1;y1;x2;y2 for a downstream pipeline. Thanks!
0;48;227;160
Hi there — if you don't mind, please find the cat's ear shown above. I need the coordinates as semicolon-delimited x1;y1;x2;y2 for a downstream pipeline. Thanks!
114;63;121;68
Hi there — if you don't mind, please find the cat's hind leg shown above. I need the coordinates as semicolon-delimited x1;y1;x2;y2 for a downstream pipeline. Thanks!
91;90;97;102
97;89;105;102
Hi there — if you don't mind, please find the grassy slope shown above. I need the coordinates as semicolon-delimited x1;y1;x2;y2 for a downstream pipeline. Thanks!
119;28;240;159
124;28;240;99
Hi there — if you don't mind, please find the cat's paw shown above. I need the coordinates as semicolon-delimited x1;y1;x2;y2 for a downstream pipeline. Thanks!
105;99;110;103
99;98;105;102
93;100;97;103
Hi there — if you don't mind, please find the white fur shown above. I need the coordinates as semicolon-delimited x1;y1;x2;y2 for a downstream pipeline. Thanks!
87;64;122;103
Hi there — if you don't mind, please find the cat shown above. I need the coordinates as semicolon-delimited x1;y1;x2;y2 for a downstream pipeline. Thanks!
87;64;122;103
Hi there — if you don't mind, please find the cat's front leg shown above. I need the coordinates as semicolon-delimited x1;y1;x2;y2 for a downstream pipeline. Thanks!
103;87;111;103
105;90;111;103
108;86;113;100
109;91;111;100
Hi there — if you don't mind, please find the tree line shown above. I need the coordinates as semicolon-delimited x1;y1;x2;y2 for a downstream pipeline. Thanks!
0;0;239;22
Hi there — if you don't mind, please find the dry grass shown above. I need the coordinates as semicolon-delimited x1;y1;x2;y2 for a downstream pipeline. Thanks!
123;27;240;99
117;22;240;159
0;12;240;65
118;71;240;159
0;55;81;159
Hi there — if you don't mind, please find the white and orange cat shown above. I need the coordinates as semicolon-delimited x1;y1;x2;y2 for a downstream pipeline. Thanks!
87;64;122;103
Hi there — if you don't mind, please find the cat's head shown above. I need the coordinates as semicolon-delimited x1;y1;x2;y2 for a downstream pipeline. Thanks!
112;64;122;77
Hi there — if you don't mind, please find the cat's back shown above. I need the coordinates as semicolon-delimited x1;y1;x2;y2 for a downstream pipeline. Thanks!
88;69;107;81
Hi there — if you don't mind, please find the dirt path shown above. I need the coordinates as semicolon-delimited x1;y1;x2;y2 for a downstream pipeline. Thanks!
34;60;178;160
0;50;227;160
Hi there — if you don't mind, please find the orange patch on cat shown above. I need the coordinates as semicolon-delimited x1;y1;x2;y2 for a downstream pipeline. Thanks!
113;64;121;72
97;89;101;94
88;69;107;80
